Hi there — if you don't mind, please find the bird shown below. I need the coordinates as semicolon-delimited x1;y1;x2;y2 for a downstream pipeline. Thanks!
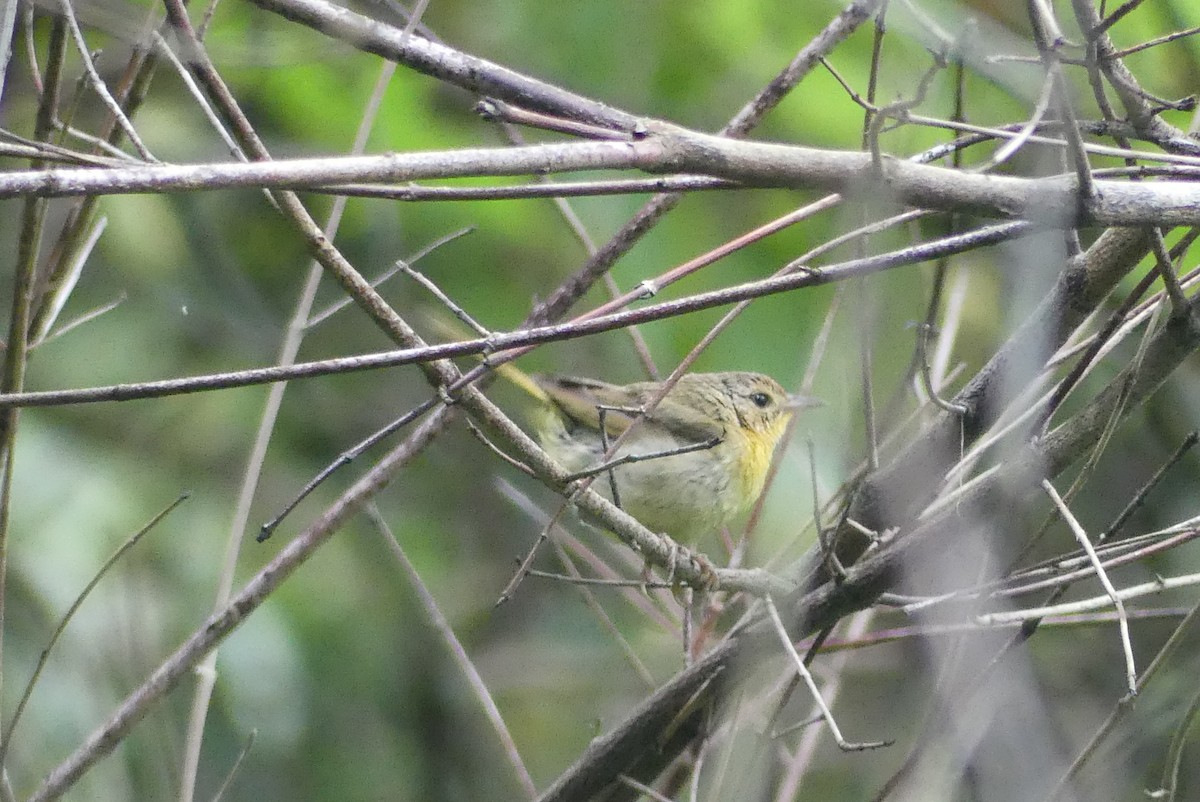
524;371;815;544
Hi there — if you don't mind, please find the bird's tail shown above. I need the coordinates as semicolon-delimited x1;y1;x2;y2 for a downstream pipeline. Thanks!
423;312;552;404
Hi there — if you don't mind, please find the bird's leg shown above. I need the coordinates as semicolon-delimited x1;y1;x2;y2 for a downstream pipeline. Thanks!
684;545;719;590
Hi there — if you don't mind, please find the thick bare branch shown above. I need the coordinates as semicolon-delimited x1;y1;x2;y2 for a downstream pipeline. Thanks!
5;134;1200;225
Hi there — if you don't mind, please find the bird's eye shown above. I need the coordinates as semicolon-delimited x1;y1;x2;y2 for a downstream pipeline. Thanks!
750;392;771;408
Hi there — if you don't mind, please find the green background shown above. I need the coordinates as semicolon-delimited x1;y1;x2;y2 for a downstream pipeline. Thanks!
3;0;1200;799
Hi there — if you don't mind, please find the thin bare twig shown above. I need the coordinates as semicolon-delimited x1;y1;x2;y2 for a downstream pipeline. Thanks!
56;0;156;161
1100;431;1198;542
495;477;663;686
369;506;537;798
259;396;441;540
207;729;255;802
560;436;722;483
526;570;672;590
400;262;491;337
1155;686;1200;801
914;323;967;414
764;596;890;752
0;220;1033;411
978;571;1200;626
152;31;245;162
0;493;188;764
1112;24;1200;59
1150;228;1190;315
616;774;674;802
33;290;126;348
306;226;475;327
1043;601;1200;801
465;420;535;477
476;98;632;141
1091;0;1147;38
30;214;106;346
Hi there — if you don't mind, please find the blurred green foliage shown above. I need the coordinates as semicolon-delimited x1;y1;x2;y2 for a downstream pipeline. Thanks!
3;0;1200;800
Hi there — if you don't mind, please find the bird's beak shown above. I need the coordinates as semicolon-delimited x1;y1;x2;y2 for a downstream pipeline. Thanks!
784;394;823;411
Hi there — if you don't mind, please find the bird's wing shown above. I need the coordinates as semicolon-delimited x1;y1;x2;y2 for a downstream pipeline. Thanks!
630;384;726;443
535;375;648;438
536;376;725;444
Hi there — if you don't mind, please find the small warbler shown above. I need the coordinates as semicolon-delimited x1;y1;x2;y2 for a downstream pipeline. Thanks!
521;372;816;544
